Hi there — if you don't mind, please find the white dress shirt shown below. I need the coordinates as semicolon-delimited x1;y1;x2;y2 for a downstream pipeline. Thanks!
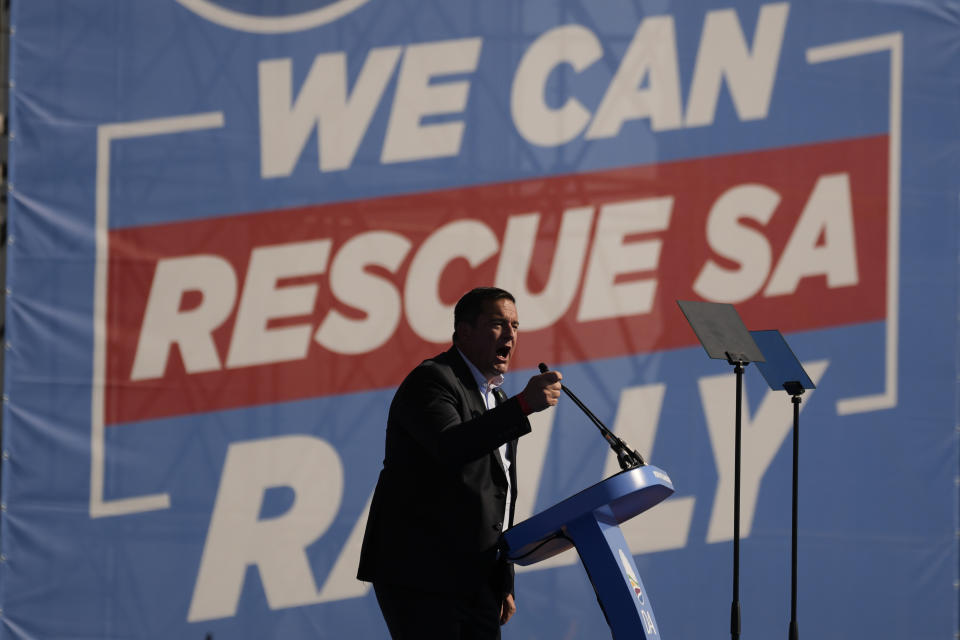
457;348;512;529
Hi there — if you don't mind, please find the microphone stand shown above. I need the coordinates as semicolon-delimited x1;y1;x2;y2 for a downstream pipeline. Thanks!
538;363;645;470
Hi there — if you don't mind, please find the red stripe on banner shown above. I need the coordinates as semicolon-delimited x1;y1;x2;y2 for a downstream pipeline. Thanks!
106;136;888;424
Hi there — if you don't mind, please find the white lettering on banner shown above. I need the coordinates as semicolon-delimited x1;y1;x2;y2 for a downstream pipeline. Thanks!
693;184;781;303
316;491;374;601
517;382;692;574
381;38;482;164
130;174;860;379
765;173;859;296
585;15;684;137
511;25;603;147
577;197;673;322
694;173;859;304
131;255;238;380
511;3;788;146
186;364;836;609
494;207;593;331
701;360;828;542
685;3;790;127
226;240;332;369
404;219;500;343
315;231;412;354
257;4;789;172
188;436;344;622
259;37;480;177
259;47;402;176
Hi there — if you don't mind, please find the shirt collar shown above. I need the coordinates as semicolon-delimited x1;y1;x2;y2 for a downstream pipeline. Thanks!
456;347;505;393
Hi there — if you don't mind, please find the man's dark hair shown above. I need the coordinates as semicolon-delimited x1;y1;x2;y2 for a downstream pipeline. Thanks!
452;287;515;342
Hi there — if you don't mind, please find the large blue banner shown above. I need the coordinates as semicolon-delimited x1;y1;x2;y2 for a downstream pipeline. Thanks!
2;1;957;637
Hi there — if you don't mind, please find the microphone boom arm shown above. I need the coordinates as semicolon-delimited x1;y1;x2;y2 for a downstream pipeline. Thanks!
539;363;646;470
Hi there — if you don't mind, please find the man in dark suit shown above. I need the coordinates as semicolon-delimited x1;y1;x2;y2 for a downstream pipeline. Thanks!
357;287;563;639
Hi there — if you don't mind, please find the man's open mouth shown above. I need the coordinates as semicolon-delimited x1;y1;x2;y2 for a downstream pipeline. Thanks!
496;346;511;359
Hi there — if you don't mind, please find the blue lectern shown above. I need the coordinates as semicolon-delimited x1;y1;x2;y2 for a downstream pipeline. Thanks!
502;465;675;639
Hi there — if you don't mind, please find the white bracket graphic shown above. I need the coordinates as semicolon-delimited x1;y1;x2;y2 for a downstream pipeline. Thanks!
90;112;225;518
806;33;902;416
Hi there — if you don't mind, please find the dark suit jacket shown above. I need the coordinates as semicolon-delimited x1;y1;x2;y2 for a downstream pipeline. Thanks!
357;347;532;596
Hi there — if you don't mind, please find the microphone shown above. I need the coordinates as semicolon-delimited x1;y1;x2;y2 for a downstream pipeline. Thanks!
539;362;646;470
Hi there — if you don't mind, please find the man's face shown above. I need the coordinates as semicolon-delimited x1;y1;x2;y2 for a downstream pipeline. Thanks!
457;297;519;380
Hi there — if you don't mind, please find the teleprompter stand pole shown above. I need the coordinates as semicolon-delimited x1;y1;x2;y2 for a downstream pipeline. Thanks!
748;330;817;640
785;382;804;640
676;300;766;640
729;355;747;640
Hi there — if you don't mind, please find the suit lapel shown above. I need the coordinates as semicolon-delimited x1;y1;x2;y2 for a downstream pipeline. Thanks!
447;348;487;417
448;349;510;483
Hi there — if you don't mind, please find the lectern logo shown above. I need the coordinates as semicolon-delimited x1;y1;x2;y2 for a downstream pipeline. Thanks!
618;549;645;604
619;549;658;635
